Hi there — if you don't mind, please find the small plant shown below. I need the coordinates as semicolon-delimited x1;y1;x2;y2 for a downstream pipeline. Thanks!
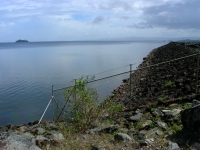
149;123;156;129
158;96;168;101
164;81;174;88
150;105;156;112
182;103;191;109
169;123;183;134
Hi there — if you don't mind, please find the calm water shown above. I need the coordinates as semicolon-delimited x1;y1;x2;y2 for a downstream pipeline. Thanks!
0;41;167;126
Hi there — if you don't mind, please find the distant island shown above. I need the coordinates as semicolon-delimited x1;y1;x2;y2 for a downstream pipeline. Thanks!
15;39;29;42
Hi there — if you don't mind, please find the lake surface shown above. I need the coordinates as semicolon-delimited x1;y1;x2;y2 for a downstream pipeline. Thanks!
0;41;167;126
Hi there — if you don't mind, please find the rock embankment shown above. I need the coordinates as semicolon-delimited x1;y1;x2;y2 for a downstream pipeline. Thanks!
112;42;200;109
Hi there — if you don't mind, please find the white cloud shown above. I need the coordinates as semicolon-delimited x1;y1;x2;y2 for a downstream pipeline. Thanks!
0;0;199;42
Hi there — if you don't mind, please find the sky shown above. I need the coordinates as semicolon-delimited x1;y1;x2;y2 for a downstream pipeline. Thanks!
0;0;200;42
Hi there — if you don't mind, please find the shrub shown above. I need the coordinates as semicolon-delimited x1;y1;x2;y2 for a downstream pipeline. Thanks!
61;76;124;133
61;76;100;132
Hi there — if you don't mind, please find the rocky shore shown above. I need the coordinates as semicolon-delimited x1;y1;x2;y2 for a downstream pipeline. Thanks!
1;42;200;150
112;42;200;109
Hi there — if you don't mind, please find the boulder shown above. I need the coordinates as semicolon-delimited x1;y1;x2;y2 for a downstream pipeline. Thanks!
127;128;136;137
152;108;164;117
162;109;181;122
145;127;162;138
155;121;168;130
141;120;152;129
128;113;143;122
35;127;46;135
181;105;200;131
168;141;180;150
5;133;41;150
114;133;133;142
47;131;65;141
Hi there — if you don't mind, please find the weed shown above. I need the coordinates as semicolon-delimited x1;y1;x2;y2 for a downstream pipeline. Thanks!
182;104;191;109
164;81;174;88
149;123;156;129
169;123;183;134
150;106;156;112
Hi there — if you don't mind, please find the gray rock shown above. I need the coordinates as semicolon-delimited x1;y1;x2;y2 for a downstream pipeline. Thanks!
47;130;65;141
155;121;168;130
114;133;133;142
145;127;161;138
163;109;181;122
0;133;9;140
152;108;164;117
181;105;200;131
29;124;39;130
127;128;136;137
192;99;200;107
76;135;87;141
161;110;171;113
168;141;180;150
129;113;143;122
162;109;181;117
137;130;146;140
5;133;41;150
190;142;200;150
142;120;152;128
46;123;59;131
145;138;155;144
36;127;46;135
155;130;163;136
86;125;119;134
170;109;181;117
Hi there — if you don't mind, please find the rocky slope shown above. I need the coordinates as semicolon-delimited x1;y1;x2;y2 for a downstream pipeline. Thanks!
112;42;200;109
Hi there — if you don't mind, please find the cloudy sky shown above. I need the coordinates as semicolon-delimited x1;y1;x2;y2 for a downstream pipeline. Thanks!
0;0;199;42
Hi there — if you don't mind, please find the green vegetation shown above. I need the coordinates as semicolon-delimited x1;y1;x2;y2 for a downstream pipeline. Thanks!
164;80;174;88
57;76;124;134
168;123;183;134
158;96;168;101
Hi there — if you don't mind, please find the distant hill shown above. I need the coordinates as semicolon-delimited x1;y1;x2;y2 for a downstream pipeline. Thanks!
98;37;200;42
177;39;200;43
16;39;29;42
